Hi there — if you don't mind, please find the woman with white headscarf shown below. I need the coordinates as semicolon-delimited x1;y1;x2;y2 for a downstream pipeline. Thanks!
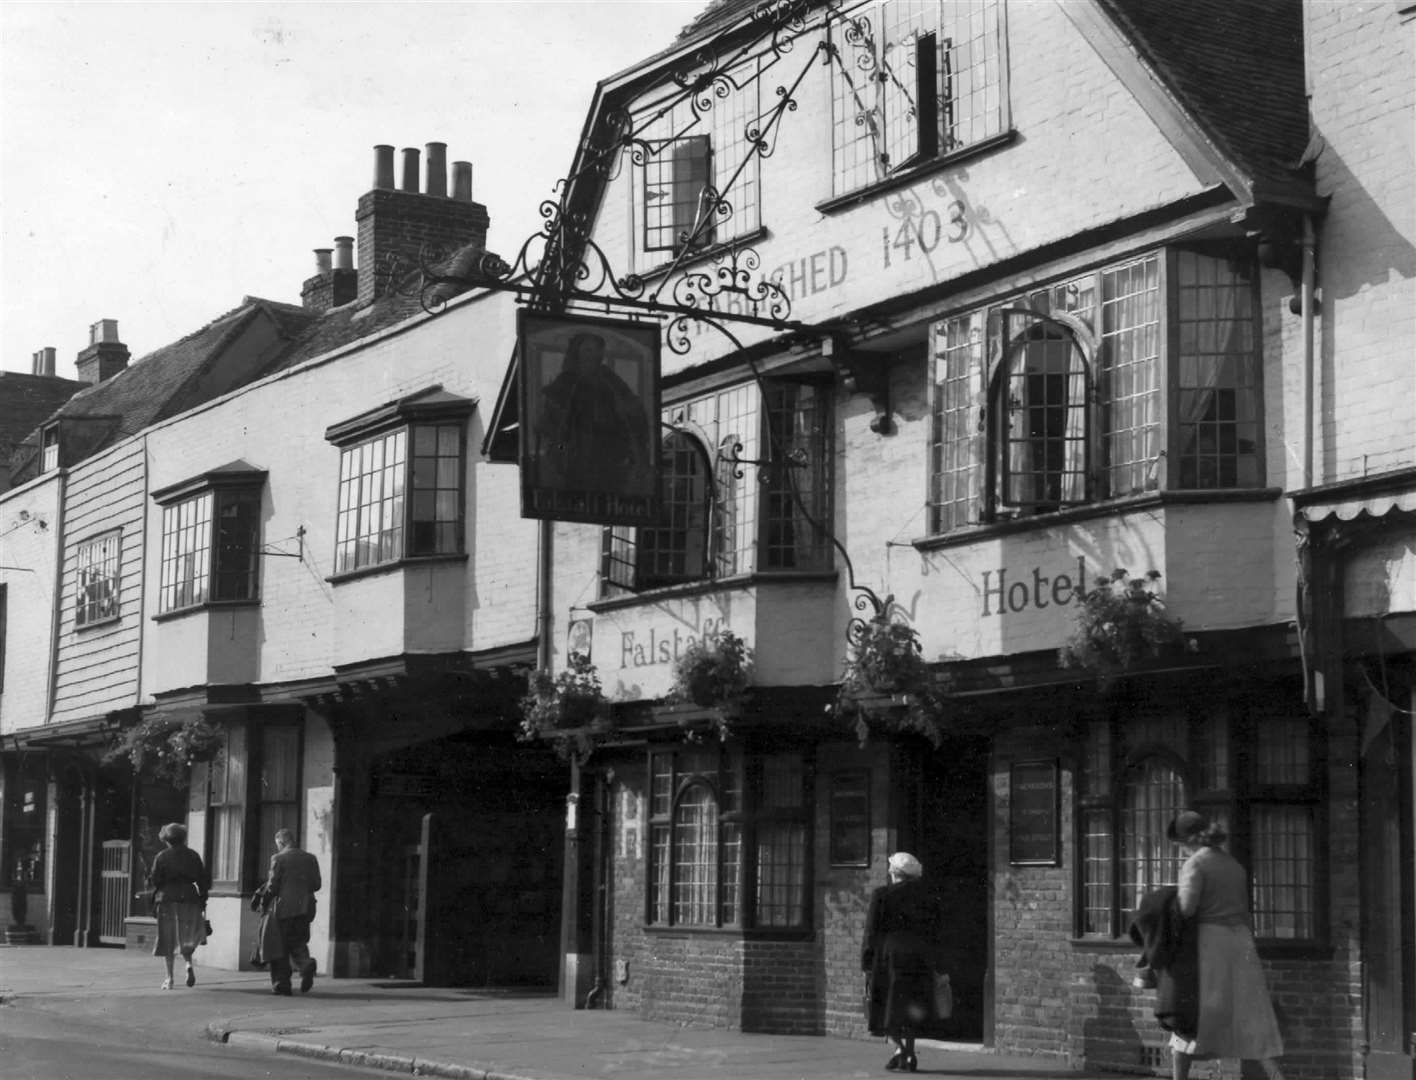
862;851;942;1072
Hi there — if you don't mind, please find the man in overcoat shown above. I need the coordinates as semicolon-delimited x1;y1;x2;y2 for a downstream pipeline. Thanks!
262;827;322;996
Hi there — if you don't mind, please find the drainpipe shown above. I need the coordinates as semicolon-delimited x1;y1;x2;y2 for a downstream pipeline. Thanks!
1300;215;1317;489
537;519;553;670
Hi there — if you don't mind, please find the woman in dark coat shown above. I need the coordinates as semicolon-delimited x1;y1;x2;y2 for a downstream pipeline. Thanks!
148;821;209;989
862;851;942;1072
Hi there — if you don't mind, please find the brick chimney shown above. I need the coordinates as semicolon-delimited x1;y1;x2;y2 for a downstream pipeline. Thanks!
300;236;358;313
355;142;489;307
75;320;129;384
31;347;57;376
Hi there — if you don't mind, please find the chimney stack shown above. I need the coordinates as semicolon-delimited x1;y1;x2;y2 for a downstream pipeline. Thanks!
452;161;473;202
75;320;129;384
400;147;420;193
302;236;359;313
355;141;489;307
31;347;57;377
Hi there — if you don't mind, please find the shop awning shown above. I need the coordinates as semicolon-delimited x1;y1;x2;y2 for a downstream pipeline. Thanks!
1291;468;1416;523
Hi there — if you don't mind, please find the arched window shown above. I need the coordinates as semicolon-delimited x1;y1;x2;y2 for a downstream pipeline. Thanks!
1078;703;1321;941
1119;756;1186;917
637;430;712;590
995;322;1090;511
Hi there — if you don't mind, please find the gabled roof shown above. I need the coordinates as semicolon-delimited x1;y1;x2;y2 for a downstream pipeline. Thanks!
578;0;1316;224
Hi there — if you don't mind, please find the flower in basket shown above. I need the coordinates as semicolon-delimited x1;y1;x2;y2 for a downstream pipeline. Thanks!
668;631;754;710
518;654;607;741
1058;569;1185;678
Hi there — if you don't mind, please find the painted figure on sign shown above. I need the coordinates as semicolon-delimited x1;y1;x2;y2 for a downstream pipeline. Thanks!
535;331;653;493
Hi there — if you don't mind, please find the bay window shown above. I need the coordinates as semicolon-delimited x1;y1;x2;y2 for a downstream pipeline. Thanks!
324;388;474;576
603;380;832;595
153;467;265;614
929;247;1260;534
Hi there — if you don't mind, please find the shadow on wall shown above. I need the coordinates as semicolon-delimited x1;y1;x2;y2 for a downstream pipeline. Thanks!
1081;964;1149;1074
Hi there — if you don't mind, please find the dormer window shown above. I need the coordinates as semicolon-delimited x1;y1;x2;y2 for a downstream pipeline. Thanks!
324;387;476;577
39;424;59;473
829;0;1008;196
152;465;266;614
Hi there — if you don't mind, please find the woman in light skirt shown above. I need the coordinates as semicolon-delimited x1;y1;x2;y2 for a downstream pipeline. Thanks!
149;822;209;989
1167;810;1286;1080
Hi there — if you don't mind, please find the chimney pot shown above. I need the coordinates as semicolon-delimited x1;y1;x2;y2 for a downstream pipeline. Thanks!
31;347;57;377
400;147;420;193
90;318;120;346
333;236;354;270
373;144;395;190
314;248;333;274
425;142;448;198
452;161;473;202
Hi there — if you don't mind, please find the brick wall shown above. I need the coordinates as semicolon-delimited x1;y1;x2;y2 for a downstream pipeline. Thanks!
990;692;1364;1080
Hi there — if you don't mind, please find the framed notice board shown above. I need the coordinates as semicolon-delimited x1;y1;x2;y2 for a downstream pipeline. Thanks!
1009;759;1059;866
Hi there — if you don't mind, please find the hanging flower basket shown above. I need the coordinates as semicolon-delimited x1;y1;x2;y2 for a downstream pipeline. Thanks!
517;654;610;761
1058;569;1186;681
666;631;754;741
103;714;224;789
830;613;951;748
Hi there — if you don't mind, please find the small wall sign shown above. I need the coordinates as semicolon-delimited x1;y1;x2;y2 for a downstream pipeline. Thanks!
829;770;870;866
1009;759;1059;866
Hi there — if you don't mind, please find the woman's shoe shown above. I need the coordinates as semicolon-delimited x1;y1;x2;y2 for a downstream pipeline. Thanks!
161;977;173;990
185;964;196;988
885;1050;905;1071
904;1052;918;1072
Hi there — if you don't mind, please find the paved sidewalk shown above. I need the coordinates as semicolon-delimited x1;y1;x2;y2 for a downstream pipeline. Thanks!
1;945;1099;1080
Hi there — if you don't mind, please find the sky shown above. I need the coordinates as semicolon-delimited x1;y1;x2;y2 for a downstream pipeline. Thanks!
0;1;701;376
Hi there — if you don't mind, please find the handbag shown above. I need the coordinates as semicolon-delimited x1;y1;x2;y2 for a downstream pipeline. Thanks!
933;972;954;1019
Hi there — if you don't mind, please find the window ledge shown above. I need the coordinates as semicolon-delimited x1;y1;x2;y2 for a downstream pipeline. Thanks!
589;569;838;613
633;226;770;283
153;598;261;623
816;131;1017;215
915;488;1283;552
326;552;468;586
75;614;122;632
644;925;814;941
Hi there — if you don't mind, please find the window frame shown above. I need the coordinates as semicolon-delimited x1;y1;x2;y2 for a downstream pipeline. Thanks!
74;528;122;628
1074;699;1326;947
928;245;1264;537
39;423;59;474
198;715;304;896
828;0;1011;198
631;62;763;266
324;389;475;579
645;746;813;933
153;469;266;616
601;380;834;597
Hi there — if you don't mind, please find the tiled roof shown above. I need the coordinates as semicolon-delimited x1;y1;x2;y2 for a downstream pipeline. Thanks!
1099;0;1312;198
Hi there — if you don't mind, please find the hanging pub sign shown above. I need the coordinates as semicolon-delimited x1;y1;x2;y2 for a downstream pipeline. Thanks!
518;310;662;526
